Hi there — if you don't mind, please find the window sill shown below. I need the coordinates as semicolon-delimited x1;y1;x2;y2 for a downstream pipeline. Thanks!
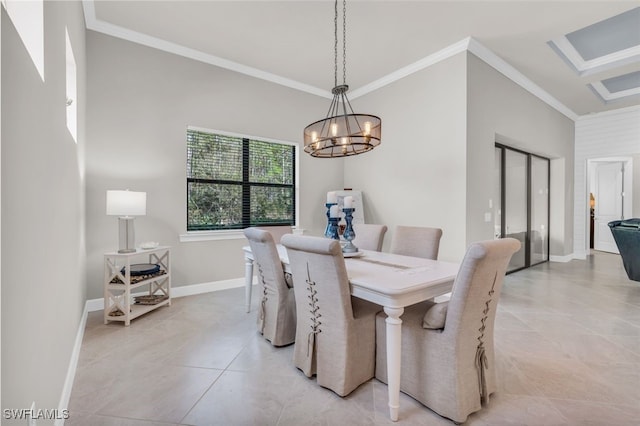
179;227;304;243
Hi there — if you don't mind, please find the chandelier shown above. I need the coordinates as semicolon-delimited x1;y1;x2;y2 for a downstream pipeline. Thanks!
303;0;381;158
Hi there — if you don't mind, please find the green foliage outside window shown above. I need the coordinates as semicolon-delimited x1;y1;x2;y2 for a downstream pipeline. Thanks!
187;130;295;230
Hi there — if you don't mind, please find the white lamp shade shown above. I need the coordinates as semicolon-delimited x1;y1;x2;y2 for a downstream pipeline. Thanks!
106;190;147;216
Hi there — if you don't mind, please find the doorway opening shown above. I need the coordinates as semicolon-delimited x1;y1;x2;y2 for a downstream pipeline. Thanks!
587;157;633;254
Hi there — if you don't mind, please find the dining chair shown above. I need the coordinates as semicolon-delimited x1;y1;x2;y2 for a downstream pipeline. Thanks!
389;225;443;260
243;227;296;347
375;238;520;424
256;225;293;244
352;223;388;251
281;234;381;397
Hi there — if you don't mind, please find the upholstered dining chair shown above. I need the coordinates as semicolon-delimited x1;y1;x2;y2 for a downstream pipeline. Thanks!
375;238;520;424
256;225;293;244
281;234;380;397
244;227;296;347
389;225;443;260
352;223;388;251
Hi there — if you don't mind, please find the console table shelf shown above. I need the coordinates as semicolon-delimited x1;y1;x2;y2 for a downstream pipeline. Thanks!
104;246;171;326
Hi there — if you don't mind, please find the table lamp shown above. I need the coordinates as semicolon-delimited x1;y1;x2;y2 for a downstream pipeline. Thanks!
106;190;146;253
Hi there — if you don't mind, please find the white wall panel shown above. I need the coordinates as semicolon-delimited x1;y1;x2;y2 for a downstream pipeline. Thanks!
574;106;640;258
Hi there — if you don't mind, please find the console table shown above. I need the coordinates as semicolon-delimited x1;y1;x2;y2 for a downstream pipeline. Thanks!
104;246;171;326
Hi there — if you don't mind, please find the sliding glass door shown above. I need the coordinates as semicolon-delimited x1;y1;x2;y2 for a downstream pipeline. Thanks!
496;144;550;272
504;149;528;271
530;156;549;265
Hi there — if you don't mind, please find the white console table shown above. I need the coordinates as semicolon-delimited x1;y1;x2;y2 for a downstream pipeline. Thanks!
103;246;171;326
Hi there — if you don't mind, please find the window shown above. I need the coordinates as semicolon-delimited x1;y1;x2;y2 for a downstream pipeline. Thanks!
187;128;296;231
65;28;77;143
3;0;44;81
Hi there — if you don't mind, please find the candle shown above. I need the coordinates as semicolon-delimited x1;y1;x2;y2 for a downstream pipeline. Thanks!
327;191;337;204
343;196;353;209
364;121;371;136
331;123;338;137
330;204;340;218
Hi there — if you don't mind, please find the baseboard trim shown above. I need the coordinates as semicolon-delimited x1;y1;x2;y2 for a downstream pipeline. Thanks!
56;302;89;426
572;251;588;260
172;277;249;298
86;277;253;312
550;254;574;262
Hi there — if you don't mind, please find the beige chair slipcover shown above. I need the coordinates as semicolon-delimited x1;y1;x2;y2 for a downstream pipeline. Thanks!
376;238;520;423
244;228;296;347
352;223;388;251
389;225;443;260
281;234;380;397
256;225;293;244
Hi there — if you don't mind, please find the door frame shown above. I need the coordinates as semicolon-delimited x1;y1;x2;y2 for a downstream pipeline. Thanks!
586;156;633;255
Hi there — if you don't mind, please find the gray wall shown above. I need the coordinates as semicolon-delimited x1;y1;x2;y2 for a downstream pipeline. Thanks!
1;1;86;418
344;52;468;261
345;51;574;262
467;53;575;257
86;32;341;299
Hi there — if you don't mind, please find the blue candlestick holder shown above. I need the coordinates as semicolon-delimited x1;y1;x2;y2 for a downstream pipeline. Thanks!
342;208;358;253
327;217;340;240
324;202;337;238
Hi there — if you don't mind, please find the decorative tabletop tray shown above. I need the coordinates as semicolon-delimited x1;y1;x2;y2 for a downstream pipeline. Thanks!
110;269;167;284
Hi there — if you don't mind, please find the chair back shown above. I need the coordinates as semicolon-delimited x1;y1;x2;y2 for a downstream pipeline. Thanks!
390;225;443;259
244;228;288;295
244;227;297;346
444;238;520;402
352;224;388;251
256;225;293;244
282;234;378;395
281;235;354;323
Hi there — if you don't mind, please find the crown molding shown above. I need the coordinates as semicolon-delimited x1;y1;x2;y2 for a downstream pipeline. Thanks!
576;103;640;120
82;1;579;121
81;0;333;100
348;38;471;100
467;37;579;121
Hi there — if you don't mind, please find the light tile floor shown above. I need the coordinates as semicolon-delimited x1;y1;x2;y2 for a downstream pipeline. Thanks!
67;252;640;425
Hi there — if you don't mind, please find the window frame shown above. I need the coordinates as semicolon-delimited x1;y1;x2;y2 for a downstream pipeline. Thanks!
181;126;299;242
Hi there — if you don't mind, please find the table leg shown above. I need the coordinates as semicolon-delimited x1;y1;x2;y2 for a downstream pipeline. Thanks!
244;256;254;313
384;306;404;421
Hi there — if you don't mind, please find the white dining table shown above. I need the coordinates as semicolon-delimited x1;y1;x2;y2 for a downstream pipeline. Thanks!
243;245;459;421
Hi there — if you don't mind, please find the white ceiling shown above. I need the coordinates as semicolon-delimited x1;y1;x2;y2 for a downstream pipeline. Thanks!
86;1;640;118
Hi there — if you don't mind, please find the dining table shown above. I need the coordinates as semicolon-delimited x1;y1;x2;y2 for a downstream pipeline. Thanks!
243;244;459;421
